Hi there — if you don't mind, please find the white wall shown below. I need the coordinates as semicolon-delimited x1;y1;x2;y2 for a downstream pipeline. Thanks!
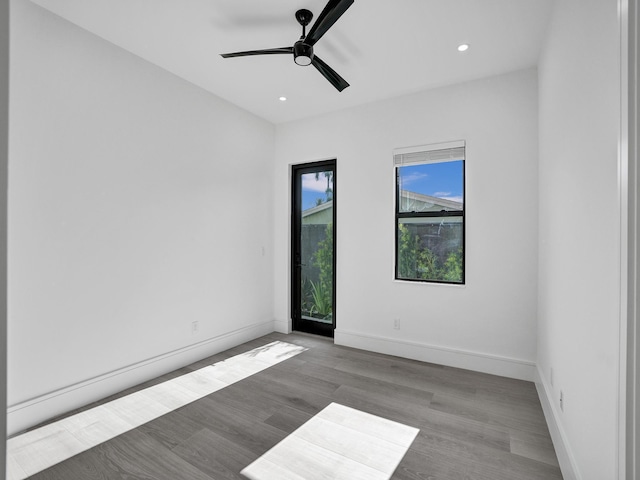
8;0;275;434
537;0;621;479
1;0;9;470
274;69;539;380
628;2;639;476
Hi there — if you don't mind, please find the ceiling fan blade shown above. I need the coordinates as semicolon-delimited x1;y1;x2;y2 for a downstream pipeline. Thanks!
220;47;293;58
311;55;350;92
305;0;354;46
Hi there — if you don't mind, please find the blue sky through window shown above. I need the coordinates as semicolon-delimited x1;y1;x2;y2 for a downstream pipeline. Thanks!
398;160;464;203
300;162;463;211
302;172;333;211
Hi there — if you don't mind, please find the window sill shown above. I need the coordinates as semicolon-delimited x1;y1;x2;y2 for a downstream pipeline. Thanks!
393;278;466;288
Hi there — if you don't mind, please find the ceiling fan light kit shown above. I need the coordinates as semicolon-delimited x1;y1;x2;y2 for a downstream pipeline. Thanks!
293;40;313;66
220;0;354;92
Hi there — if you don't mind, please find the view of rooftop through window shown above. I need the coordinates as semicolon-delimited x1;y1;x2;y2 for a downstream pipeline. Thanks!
398;161;464;207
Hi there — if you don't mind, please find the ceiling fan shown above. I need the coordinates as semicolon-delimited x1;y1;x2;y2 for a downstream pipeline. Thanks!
220;0;354;92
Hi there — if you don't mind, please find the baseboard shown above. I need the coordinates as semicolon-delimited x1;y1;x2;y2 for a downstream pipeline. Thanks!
7;319;275;436
274;318;290;334
535;366;581;480
334;329;536;381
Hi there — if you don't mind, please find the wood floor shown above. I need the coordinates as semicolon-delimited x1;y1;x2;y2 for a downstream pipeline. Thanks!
23;332;563;479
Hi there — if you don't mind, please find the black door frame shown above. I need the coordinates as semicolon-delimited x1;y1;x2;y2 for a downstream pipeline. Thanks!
291;159;336;337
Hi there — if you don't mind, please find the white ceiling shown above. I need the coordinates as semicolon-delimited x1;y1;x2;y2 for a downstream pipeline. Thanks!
29;0;555;124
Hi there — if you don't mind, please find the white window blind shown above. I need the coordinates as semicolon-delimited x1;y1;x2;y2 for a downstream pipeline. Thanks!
393;140;465;166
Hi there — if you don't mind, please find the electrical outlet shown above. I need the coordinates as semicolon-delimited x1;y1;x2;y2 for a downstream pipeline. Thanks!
393;319;401;330
191;321;199;335
559;390;564;411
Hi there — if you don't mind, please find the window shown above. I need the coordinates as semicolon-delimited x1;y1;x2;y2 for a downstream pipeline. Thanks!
394;141;465;284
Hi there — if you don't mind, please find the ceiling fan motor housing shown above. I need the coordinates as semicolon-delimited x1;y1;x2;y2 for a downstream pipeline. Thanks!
293;40;314;66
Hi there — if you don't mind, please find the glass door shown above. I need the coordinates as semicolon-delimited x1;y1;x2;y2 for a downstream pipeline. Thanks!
291;160;336;337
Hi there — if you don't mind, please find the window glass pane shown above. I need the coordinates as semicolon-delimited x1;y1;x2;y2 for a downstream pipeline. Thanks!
397;217;463;283
302;172;333;209
300;171;333;323
398;161;464;213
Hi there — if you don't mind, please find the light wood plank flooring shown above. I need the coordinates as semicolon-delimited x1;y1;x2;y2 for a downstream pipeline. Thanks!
19;332;563;479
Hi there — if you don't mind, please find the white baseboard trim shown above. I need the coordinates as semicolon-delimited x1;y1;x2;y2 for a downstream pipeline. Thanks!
7;319;275;436
534;366;581;480
334;329;536;381
274;318;291;334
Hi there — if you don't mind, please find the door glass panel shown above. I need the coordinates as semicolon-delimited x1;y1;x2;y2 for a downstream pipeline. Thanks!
300;171;333;324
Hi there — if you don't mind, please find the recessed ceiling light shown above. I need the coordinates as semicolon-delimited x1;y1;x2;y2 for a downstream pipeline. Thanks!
279;96;287;102
457;44;469;52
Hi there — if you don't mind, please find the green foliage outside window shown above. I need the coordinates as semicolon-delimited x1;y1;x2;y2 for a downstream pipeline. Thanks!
398;224;462;283
310;222;333;319
442;248;463;282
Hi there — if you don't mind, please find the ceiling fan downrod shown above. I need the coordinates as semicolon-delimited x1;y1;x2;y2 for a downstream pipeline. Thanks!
295;9;313;38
